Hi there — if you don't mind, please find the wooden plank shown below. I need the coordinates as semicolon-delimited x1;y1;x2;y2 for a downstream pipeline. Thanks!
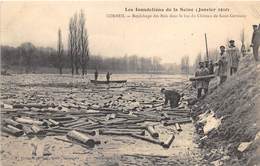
189;75;215;81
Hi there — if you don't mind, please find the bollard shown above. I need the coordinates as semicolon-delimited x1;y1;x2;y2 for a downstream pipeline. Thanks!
67;130;95;148
162;134;175;148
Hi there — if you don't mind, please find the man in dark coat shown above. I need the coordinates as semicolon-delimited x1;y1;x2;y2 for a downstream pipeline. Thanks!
208;60;214;75
195;62;209;98
161;88;181;108
94;69;98;81
106;72;111;83
251;24;260;61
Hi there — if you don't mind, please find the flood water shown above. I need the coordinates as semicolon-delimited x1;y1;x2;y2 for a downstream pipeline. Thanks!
1;74;202;165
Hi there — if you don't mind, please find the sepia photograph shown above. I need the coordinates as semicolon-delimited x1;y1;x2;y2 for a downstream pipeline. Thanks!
0;1;260;165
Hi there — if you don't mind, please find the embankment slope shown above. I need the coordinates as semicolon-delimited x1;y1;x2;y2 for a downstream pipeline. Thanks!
192;54;260;165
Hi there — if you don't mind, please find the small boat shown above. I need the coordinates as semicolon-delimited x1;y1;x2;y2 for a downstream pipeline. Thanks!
90;80;127;84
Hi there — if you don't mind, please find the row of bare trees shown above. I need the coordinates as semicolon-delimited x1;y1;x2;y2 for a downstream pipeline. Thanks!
1;44;169;74
67;10;89;75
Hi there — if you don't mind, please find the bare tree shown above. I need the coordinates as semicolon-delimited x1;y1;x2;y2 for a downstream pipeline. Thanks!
78;10;89;75
68;17;75;75
68;14;79;75
73;13;80;75
57;28;64;74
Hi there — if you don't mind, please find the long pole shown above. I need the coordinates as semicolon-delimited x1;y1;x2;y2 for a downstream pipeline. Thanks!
204;33;209;61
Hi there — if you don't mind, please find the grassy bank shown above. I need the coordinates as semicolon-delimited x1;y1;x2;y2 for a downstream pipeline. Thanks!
192;54;260;165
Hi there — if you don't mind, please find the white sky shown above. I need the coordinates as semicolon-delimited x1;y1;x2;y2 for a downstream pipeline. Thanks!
1;1;260;64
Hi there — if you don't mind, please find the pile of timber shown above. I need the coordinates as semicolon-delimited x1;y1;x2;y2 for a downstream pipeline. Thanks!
1;103;191;148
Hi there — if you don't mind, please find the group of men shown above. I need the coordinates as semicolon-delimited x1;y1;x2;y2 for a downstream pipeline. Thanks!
160;38;247;108
195;39;241;99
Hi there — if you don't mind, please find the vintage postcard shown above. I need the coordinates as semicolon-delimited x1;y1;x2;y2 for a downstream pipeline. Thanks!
1;1;260;166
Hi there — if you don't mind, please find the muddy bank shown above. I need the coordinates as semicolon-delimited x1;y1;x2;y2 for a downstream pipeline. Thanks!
191;55;260;165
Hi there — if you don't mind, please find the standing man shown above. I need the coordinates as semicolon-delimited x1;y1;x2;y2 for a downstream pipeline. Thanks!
251;24;260;61
106;72;111;83
208;60;214;75
227;40;240;76
202;62;210;95
94;69;98;81
217;46;228;84
161;88;181;108
195;62;209;98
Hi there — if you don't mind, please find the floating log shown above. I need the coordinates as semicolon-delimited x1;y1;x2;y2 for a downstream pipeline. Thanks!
189;75;215;81
31;125;46;135
161;113;170;120
162;134;175;148
43;120;53;127
48;119;61;126
68;122;93;128
62;120;88;127
2;125;24;137
52;116;74;121
163;118;192;126
67;130;95;148
130;134;163;145
13;104;51;109
45;128;68;134
23;126;34;136
101;118;127;125
175;123;182;132
75;129;96;136
109;125;146;130
81;124;104;130
161;108;190;112
147;126;159;138
15;117;47;126
99;129;145;136
3;119;23;129
105;113;116;121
